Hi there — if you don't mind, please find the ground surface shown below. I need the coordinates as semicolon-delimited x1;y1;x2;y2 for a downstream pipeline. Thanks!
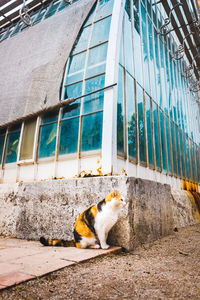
0;224;200;300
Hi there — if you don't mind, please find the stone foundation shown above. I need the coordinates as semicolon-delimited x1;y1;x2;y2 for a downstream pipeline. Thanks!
0;176;199;250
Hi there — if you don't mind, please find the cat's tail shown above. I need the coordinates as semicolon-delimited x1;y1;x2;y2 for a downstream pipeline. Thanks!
40;237;75;247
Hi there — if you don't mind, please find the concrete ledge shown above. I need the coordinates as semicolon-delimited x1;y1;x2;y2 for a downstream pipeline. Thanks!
0;176;199;250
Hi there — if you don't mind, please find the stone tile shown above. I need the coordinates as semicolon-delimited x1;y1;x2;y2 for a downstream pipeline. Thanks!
20;259;75;277
0;263;21;275
52;246;121;262
0;284;6;290
0;272;34;287
0;248;42;262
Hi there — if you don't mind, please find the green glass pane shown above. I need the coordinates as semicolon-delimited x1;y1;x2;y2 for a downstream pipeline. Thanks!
83;75;105;114
137;84;146;164
141;4;150;94
170;121;177;176
62;101;80;119
175;125;181;177
153;102;161;170
64;81;83;100
182;131;188;179
146;95;154;168
127;73;136;161
186;135;192;181
42;111;58;125
165;115;172;174
86;43;108;78
192;142;197;183
67;52;86;76
83;5;96;27
81;112;103;152
124;8;134;76
159;109;167;173
0;134;5;164
90;17;111;47
117;66;125;155
38;123;57;158
59;117;79;155
95;0;114;21
5;128;21;164
119;28;124;67
154;28;162;105
73;25;91;54
148;18;156;101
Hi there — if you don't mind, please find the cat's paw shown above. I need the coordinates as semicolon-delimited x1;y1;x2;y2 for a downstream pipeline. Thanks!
101;244;110;249
90;244;100;249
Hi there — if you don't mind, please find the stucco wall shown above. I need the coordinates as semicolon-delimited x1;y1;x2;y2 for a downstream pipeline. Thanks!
0;0;96;126
0;176;199;250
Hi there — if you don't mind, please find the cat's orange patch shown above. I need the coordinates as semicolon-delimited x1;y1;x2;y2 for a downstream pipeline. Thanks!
91;205;98;217
105;190;122;202
75;212;95;239
75;242;82;248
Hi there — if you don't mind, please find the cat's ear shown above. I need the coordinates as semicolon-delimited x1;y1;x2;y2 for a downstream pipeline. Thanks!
112;190;119;197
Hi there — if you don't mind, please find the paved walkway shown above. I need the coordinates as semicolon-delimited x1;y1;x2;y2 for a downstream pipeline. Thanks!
0;237;121;290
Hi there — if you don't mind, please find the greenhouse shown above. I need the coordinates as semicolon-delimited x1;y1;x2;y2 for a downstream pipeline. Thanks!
0;0;200;191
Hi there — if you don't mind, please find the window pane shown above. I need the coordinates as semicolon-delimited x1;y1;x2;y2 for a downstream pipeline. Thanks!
175;124;181;177
148;18;156;101
0;132;5;164
117;66;125;155
182;132;188;179
141;4;150;94
59;117;79;155
159;109;167;173
64;81;83;100
186;135;192;181
38;123;57;158
165;115;172;174
95;0;114;21
83;75;105;114
127;73;136;161
170;121;177;176
5;126;21;164
153;102;161;170
90;17;111;47
20;119;36;160
86;43;108;78
146;94;154;168
62;101;81;119
124;7;134;76
42;111;58;124
81;112;103;152
67;52;86;78
73;25;91;54
137;84;146;164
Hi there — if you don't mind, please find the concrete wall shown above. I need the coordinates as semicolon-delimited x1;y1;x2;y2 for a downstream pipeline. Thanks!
0;176;199;250
0;0;96;126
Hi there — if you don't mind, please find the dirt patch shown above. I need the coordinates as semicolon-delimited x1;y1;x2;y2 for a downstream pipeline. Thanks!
1;224;200;299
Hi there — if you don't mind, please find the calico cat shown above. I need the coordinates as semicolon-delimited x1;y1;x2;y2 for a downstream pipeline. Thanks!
40;190;125;249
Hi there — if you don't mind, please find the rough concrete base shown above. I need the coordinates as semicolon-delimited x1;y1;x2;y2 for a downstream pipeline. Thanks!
0;176;199;250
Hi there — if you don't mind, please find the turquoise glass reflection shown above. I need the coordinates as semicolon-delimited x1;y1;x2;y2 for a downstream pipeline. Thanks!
95;0;114;21
186;135;192;181
170;121;177;176
141;4;150;94
165;115;172;174
117;66;125;155
81;112;103;151
90;17;111;47
124;5;134;76
159;109;167;173
127;73;136;161
137;84;146;164
146;95;154;168
64;82;83;100
73;26;91;54
59;117;79;155
175;124;181;177
179;129;185;178
0;133;5;164
86;43;108;78
182;132;188;179
83;75;105;114
5;126;21;164
153;102;161;170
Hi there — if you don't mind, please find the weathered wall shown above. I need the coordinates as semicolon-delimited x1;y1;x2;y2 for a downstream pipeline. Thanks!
0;176;199;250
0;0;96;126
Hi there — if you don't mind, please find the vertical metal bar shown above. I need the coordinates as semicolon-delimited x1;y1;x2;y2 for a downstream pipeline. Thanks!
17;122;24;163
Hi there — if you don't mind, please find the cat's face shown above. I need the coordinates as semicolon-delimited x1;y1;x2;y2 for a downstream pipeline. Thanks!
105;190;126;208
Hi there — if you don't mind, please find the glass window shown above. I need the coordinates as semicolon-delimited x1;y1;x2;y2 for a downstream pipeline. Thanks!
81;112;103;152
0;130;6;164
127;73;136;161
147;18;156;101
133;0;143;82
117;65;125;155
73;25;92;54
59;117;79;155
137;83;146;164
83;75;105;114
153;101;161;170
165;115;172;174
95;0;114;21
5;125;21;164
141;4;150;94
146;94;154;168
170;121;176;176
159;109;167;173
174;124;181;177
66;52;86;84
38;112;58;159
192;142;197;183
86;43;108;78
182;131;188;179
20;119;36;160
186;135;192;181
154;28;162;105
64;81;83;100
124;6;134;76
90;17;111;47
